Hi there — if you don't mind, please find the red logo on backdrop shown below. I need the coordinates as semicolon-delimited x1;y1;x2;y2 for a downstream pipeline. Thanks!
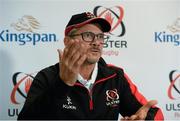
168;70;180;100
93;6;125;37
11;72;36;104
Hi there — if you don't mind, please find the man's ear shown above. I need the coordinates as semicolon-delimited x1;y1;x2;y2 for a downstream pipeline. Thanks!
64;36;70;46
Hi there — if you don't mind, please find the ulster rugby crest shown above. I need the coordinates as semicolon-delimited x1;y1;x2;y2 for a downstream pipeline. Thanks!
105;89;120;107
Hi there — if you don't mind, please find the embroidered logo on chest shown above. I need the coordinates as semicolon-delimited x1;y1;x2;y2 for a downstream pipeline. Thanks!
105;89;120;107
62;96;77;110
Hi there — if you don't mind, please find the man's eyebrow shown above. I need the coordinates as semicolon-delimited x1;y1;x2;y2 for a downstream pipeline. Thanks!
84;31;104;34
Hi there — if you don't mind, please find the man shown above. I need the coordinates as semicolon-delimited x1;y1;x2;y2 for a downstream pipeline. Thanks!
18;12;164;120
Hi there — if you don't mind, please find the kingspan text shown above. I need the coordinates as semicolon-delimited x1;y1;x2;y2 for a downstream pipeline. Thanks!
0;30;57;45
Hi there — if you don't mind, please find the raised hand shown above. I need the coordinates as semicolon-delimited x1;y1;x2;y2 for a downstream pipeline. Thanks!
121;100;158;121
58;38;88;86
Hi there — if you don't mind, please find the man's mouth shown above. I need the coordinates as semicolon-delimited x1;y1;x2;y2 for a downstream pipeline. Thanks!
90;48;101;53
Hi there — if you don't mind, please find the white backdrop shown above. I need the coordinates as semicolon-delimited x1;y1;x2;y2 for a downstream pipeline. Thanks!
0;0;179;120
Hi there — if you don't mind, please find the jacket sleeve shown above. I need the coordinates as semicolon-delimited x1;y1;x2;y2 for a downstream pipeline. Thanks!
118;71;164;120
17;68;72;120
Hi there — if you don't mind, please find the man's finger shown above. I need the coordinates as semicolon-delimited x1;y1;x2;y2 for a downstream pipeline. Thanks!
121;116;130;121
57;49;63;62
65;39;80;59
63;39;75;58
76;54;87;68
129;114;138;120
66;40;81;61
69;51;81;70
143;100;158;110
136;100;158;115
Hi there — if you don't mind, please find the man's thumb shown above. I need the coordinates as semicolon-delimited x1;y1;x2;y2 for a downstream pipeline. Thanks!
57;49;63;62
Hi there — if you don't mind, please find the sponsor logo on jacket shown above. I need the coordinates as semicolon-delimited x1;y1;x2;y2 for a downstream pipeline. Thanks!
62;96;77;110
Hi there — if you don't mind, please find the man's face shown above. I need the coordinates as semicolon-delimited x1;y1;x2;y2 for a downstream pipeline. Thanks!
69;24;104;64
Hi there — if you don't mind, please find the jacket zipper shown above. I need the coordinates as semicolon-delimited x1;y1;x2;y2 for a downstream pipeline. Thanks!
75;83;93;110
89;94;93;110
75;73;117;111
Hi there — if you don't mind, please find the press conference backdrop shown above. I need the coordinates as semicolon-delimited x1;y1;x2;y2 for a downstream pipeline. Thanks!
0;0;179;120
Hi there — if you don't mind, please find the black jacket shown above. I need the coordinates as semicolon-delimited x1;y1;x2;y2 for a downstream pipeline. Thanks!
18;58;164;120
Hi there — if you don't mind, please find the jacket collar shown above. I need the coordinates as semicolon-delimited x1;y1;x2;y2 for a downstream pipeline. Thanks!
56;57;116;85
95;57;116;82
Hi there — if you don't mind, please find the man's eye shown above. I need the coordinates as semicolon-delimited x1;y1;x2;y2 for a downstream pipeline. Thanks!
99;34;104;39
84;33;90;37
86;33;90;37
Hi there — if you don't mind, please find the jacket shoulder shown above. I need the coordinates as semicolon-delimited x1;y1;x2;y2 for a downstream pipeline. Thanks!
107;64;124;75
41;63;59;74
33;63;59;86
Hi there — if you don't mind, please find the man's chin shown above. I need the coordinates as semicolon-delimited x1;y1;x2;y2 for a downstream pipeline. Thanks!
86;56;100;64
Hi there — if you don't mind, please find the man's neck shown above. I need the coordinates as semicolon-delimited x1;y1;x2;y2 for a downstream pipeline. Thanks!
79;63;96;80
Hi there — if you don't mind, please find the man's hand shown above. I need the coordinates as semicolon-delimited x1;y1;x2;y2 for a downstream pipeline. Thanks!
57;39;88;86
121;100;158;121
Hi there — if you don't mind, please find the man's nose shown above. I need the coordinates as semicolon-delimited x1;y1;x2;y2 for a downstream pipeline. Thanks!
91;37;103;45
91;39;102;46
